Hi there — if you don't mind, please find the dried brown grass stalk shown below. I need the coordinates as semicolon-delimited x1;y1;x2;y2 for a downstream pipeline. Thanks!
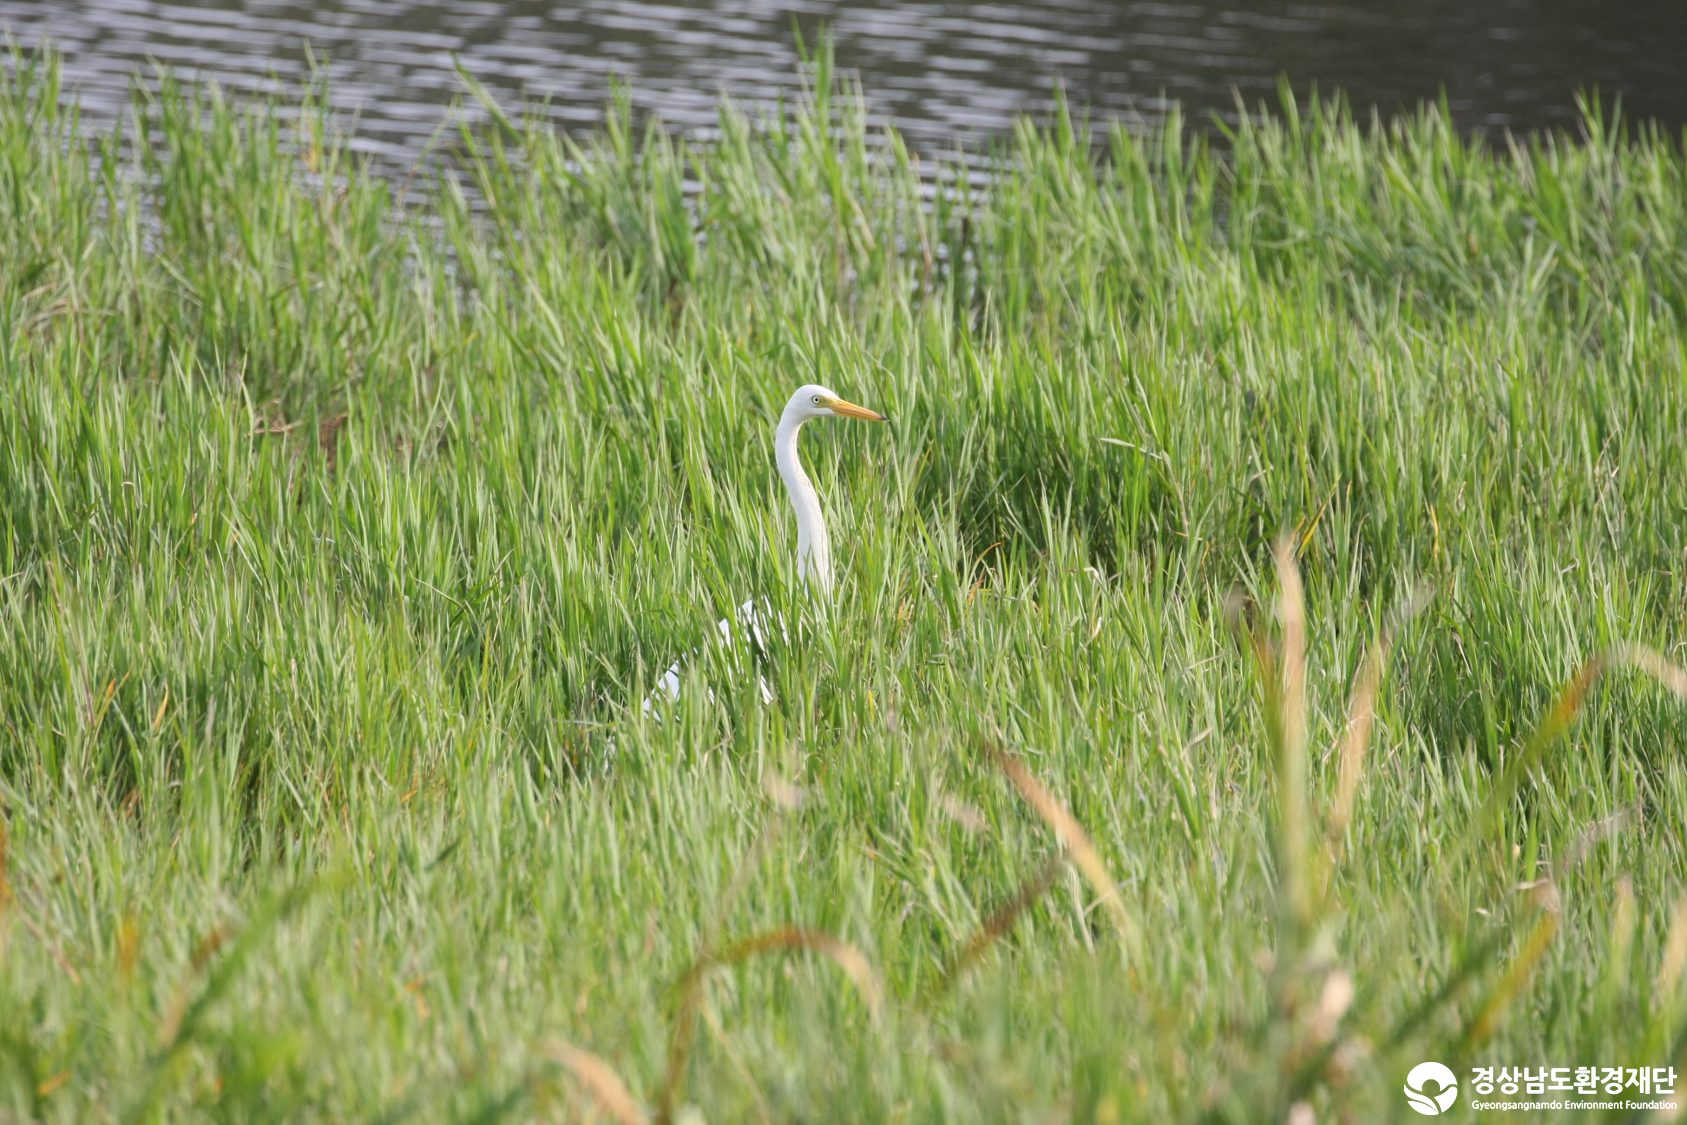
984;742;1139;956
15;909;80;984
541;1039;649;1125
1462;907;1560;1047
1561;805;1643;873
0;814;10;964
1326;640;1383;844
319;412;349;474
1325;584;1431;850
0;813;11;914
1473;643;1687;840
938;853;1068;990
1272;536;1310;928
1657;898;1687;1002
156;925;230;1045
1274;537;1308;767
701;929;882;1015
659;927;881;1124
1613;641;1687;697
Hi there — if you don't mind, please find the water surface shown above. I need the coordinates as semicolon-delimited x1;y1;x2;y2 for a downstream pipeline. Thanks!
4;0;1685;173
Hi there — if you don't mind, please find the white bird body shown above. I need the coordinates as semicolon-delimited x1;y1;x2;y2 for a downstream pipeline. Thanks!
644;384;886;719
777;407;831;592
647;597;777;714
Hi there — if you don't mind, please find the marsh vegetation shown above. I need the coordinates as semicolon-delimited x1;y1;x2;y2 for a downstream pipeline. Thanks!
2;43;1687;1123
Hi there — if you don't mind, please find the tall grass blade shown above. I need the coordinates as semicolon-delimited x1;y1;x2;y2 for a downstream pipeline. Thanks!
1471;645;1687;842
542;1039;650;1125
660;927;881;1123
936;853;1068;993
1460;907;1561;1049
983;741;1140;958
1657;898;1687;1003
1271;535;1310;931
1326;640;1383;845
1327;586;1430;849
125;882;313;1123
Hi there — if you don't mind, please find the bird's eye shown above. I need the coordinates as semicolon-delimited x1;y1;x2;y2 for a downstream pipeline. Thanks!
811;395;821;405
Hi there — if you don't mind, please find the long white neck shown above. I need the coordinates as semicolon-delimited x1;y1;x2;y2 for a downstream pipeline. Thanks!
775;413;831;594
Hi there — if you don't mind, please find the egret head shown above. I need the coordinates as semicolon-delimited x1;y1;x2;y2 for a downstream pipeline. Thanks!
783;383;888;423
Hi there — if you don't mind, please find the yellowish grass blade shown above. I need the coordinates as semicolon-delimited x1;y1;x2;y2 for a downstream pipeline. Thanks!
1272;535;1310;928
0;814;10;965
157;925;230;1045
1274;536;1307;766
541;1039;650;1125
1561;805;1642;873
937;791;990;835
1473;644;1687;841
661;926;882;1123
1656;897;1687;1002
703;928;883;1016
938;853;1068;990
0;813;10;913
1462;907;1560;1048
985;742;1140;956
1326;584;1430;849
1326;640;1383;844
1612;641;1687;697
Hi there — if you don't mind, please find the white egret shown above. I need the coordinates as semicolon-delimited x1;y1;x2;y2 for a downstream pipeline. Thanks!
645;383;888;717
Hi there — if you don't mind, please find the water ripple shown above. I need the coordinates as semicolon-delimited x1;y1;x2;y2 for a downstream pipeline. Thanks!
2;0;1684;176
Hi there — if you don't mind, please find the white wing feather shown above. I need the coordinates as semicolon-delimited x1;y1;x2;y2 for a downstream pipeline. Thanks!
643;598;783;720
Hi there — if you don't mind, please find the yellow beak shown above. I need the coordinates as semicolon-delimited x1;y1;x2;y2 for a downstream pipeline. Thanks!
822;396;888;422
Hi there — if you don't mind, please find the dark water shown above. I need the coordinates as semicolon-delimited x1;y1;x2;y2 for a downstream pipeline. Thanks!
3;0;1686;174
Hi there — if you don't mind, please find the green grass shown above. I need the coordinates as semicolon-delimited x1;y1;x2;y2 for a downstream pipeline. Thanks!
3;38;1687;1123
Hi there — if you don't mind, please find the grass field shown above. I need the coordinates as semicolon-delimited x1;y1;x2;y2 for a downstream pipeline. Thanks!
3;40;1687;1123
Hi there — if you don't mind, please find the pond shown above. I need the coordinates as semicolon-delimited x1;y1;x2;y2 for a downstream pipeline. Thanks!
3;0;1685;175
